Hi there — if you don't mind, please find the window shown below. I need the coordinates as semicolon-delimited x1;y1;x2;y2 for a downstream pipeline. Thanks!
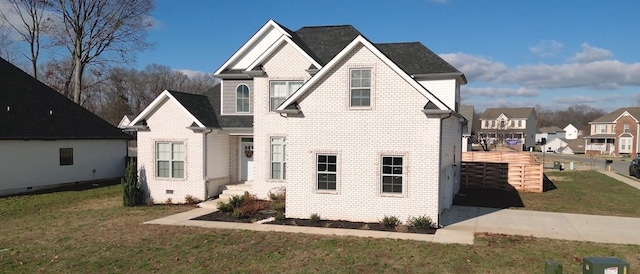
271;137;286;180
518;120;522;127
270;81;303;111
482;120;487;129
510;120;515;127
624;124;630;133
350;68;371;107
317;154;337;191
500;120;505;128
59;148;73;166
381;156;403;193
596;124;606;134
491;120;496;128
236;84;250;113
156;142;184;178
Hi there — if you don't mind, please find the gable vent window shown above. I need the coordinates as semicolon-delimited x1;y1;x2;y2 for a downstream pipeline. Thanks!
236;84;250;113
350;68;371;107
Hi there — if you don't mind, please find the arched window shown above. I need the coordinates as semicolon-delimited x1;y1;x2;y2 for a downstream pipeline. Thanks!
236;84;250;113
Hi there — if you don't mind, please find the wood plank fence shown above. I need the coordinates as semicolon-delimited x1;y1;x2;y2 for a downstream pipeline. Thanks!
461;152;543;193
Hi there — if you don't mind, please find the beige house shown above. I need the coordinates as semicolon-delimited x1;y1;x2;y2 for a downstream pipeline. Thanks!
477;107;537;150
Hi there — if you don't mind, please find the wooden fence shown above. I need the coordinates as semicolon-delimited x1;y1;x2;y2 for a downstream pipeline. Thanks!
461;152;543;193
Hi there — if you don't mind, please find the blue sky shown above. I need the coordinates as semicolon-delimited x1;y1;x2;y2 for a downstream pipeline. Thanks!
10;0;639;113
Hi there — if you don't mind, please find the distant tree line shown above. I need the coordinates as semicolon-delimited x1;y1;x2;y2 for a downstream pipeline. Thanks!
535;104;605;129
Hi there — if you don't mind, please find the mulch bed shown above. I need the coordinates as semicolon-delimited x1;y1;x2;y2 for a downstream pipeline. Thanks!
192;211;437;234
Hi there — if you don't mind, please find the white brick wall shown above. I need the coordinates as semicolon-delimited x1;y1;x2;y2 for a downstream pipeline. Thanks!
137;97;207;203
251;42;461;224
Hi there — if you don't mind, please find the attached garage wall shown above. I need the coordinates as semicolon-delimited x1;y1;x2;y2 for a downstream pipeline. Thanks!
0;139;127;195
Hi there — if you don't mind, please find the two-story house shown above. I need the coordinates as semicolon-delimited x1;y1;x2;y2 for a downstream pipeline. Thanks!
477;107;537;150
130;20;467;225
584;107;640;156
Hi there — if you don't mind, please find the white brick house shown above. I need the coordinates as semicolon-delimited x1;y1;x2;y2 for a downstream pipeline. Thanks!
133;20;467;225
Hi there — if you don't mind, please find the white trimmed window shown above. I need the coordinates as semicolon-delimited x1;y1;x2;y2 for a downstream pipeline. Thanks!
350;68;371;107
596;124;606;134
317;154;337;191
624;123;630;133
270;81;303;111
156;142;184;178
236;84;250;113
271;137;286;180
518;120;522;128
381;156;403;194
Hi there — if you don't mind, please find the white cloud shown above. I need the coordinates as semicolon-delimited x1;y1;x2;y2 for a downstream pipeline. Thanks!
463;87;540;98
552;95;596;104
440;53;507;82
568;43;612;63
529;40;563;57
175;69;208;78
496;60;640;89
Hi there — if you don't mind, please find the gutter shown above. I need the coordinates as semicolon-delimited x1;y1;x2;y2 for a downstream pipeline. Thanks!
203;128;214;199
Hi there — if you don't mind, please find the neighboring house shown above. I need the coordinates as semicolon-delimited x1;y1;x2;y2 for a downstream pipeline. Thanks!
584;107;640;156
460;105;475;152
0;57;131;196
118;115;138;157
564;124;579;140
559;139;585;154
477;107;537;149
132;19;467;225
535;126;565;144
542;138;568;154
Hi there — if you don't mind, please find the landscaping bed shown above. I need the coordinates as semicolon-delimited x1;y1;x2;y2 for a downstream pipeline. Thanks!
192;210;437;234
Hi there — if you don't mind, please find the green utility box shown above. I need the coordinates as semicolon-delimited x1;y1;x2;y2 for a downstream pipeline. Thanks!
545;260;563;274
582;257;629;274
553;161;561;170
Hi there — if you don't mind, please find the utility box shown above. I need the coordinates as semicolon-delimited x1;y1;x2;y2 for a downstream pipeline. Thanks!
545;260;563;274
553;161;561;170
582;257;629;274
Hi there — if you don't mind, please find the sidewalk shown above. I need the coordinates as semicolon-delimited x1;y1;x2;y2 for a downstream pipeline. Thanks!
144;168;640;245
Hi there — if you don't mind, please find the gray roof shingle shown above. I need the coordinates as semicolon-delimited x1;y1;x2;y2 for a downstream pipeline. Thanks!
166;86;252;129
375;42;462;75
590;107;640;123
0;57;130;140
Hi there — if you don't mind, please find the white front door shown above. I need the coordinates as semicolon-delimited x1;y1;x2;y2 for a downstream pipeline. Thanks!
240;138;254;181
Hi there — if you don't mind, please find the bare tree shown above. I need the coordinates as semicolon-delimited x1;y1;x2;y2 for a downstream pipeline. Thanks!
50;0;154;104
0;0;49;79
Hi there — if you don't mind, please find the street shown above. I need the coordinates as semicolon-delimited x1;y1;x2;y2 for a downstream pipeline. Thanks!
535;152;633;176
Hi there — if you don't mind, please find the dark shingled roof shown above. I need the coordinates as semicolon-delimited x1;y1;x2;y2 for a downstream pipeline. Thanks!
376;42;462;75
0;57;130;140
590;107;640;123
293;25;362;66
165;87;252;129
480;107;535;120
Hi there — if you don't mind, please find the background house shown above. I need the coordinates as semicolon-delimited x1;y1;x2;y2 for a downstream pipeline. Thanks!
536;126;565;144
0;58;130;196
460;105;475;151
564;124;579;140
477;107;537;150
584;107;640;156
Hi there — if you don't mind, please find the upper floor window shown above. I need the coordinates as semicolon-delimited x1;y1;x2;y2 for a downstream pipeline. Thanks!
350;68;371;107
624;123;630;133
236;84;250;113
518;120;522;128
156;142;184;178
510;120;515;127
270;81;303;111
596;124;606;134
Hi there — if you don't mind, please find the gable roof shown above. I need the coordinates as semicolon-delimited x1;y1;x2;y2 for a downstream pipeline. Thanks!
590;107;640;123
0;58;129;140
565;138;585;153
130;85;252;130
277;35;451;111
215;20;466;82
480;107;535;120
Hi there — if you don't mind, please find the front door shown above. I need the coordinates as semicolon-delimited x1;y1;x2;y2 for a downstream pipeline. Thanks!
240;138;254;181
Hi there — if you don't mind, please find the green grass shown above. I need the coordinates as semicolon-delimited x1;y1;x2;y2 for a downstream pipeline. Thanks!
518;170;640;217
1;173;639;273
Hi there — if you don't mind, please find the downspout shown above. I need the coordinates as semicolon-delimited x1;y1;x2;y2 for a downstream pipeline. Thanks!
203;128;214;199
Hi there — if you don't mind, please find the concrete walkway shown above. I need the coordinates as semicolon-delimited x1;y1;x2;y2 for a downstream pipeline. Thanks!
144;169;640;245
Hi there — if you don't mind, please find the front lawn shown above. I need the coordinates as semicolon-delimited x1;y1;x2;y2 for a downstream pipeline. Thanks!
1;173;639;273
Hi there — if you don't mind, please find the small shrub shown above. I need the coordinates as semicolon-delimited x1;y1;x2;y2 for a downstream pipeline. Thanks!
408;215;434;230
309;213;321;224
217;201;234;212
381;215;400;229
146;198;154;206
231;209;244;219
165;198;172;204
184;195;202;204
272;201;286;212
274;211;285;220
268;189;286;202
122;159;143;207
237;199;272;216
228;195;245;209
